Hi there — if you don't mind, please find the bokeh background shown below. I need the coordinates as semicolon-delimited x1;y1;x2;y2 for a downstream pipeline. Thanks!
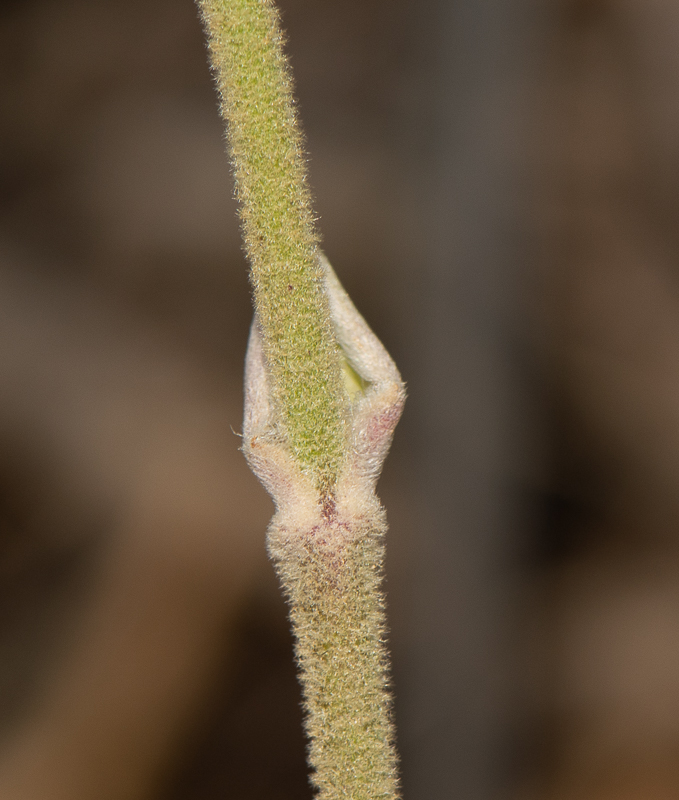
2;0;679;798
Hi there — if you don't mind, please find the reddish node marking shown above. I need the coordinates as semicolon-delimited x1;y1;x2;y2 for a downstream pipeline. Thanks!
321;493;337;521
366;402;403;444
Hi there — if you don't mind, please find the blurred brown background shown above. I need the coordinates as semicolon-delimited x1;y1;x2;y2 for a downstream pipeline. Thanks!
1;0;679;798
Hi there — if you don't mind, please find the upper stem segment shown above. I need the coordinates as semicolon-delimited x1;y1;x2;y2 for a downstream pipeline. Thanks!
198;0;348;493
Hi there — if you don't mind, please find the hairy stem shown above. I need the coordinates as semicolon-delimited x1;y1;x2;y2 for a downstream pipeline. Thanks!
197;0;347;492
268;514;399;800
198;3;404;799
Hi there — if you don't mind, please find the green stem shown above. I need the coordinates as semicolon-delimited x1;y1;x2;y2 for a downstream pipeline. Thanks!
197;0;348;493
198;3;403;799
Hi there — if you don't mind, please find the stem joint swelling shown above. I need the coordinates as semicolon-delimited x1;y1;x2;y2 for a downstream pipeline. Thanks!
244;258;404;800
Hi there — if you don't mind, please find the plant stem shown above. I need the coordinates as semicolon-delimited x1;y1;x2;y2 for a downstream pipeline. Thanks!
197;3;404;798
197;0;348;494
268;511;399;800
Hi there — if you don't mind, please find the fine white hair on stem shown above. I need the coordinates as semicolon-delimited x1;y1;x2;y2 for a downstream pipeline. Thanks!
197;1;405;795
242;253;404;800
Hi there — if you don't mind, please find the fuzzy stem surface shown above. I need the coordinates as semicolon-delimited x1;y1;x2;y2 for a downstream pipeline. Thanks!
198;2;404;798
268;511;399;800
197;0;347;493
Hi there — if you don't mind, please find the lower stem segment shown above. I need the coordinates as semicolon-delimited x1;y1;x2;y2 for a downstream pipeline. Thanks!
268;514;400;800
